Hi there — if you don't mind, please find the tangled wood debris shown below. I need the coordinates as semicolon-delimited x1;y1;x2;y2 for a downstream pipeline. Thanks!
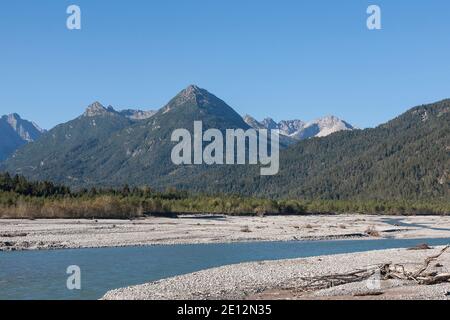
296;245;450;292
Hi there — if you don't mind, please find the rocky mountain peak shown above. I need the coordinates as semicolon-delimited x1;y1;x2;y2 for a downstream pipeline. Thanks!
244;114;354;140
278;119;306;135
162;85;220;114
176;85;210;103
243;115;265;129
0;112;45;160
315;115;343;125
261;118;278;130
185;84;202;94
5;113;44;135
84;102;115;117
4;113;21;129
119;109;156;120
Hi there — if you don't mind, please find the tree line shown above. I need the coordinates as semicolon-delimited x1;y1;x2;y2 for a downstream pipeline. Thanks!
0;172;449;219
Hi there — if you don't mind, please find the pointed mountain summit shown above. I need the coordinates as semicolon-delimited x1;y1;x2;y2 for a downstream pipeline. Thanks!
176;85;216;104
162;85;211;113
157;85;249;130
174;84;206;103
308;115;354;138
83;102;118;117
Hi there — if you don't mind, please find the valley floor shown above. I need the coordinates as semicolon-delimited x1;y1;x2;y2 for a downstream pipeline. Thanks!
1;214;450;251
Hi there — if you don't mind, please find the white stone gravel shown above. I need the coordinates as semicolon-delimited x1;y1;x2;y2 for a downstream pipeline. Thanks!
102;247;450;300
2;214;450;251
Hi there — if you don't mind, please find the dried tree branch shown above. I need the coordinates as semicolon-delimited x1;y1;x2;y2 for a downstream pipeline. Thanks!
294;245;450;293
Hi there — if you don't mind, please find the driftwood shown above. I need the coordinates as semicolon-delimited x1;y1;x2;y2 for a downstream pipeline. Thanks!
295;245;450;292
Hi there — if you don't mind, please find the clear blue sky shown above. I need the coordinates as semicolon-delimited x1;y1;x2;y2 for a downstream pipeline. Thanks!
1;0;450;129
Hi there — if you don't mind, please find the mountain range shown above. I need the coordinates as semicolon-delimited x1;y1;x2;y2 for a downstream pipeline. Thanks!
0;85;352;167
1;85;448;201
194;100;450;200
83;102;157;120
244;115;354;140
0;86;251;187
0;113;45;161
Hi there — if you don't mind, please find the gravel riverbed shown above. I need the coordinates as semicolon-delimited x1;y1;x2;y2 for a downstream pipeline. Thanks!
2;214;450;251
102;246;450;300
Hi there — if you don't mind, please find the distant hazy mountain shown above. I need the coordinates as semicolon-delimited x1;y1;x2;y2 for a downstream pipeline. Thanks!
0;113;44;161
242;115;298;146
244;115;354;140
119;109;156;120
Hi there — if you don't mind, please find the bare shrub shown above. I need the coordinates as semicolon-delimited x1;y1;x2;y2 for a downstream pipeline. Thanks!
365;226;381;237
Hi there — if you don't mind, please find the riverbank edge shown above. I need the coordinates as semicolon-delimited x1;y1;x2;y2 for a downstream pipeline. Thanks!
101;246;450;300
2;214;450;252
4;234;450;253
0;232;375;252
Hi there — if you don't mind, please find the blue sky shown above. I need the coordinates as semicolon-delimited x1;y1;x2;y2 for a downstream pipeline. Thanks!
1;0;450;129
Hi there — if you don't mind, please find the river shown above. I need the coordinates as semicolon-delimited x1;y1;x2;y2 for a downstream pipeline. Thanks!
1;237;450;300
